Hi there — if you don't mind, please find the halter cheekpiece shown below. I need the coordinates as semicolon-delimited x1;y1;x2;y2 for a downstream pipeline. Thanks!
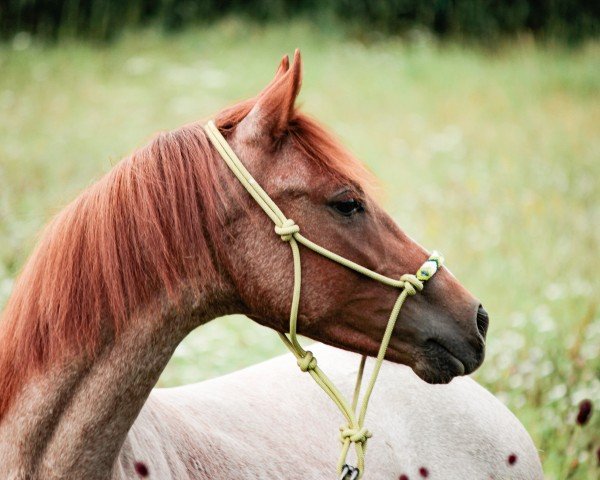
204;120;443;479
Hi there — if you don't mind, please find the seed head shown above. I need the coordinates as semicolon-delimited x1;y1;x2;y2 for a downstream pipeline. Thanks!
576;399;593;426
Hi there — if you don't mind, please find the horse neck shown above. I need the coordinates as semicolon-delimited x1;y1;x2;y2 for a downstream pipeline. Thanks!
0;288;234;480
0;125;242;479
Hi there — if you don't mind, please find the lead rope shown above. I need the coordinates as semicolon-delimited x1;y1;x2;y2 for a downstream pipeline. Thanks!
204;121;444;479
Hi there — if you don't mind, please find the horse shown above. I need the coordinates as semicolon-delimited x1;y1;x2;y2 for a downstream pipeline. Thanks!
0;50;538;479
117;343;543;480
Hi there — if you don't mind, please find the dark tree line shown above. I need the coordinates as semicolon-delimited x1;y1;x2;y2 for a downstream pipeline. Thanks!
1;0;598;42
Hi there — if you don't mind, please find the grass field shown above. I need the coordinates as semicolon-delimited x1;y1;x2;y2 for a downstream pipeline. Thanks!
1;21;598;478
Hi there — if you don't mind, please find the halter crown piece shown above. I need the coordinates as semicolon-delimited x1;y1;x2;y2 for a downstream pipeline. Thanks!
204;121;444;479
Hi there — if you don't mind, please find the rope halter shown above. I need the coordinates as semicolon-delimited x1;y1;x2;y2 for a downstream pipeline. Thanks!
297;350;318;372
275;218;300;241
398;274;423;296
340;426;372;445
203;121;444;479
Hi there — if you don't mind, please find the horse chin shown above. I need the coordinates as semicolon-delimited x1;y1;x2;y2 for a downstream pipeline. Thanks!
412;342;468;385
413;364;457;385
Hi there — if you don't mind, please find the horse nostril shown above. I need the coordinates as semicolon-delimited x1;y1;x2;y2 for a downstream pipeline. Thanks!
476;305;489;338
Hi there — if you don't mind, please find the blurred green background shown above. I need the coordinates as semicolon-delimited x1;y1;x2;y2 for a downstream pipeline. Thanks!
1;4;599;479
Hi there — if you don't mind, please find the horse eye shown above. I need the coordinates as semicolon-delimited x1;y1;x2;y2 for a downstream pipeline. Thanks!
331;199;364;217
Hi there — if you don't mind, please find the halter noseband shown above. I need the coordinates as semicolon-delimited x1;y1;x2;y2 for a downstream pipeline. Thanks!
204;120;443;479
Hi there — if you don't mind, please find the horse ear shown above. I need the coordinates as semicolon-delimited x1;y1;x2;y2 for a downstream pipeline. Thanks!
239;49;302;139
274;54;290;79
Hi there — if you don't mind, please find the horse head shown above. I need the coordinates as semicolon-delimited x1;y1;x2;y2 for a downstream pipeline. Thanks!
213;51;488;384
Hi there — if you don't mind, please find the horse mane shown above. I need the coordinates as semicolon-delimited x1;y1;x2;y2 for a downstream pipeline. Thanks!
0;100;372;419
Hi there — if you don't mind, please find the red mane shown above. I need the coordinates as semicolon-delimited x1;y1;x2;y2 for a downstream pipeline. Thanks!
0;104;372;419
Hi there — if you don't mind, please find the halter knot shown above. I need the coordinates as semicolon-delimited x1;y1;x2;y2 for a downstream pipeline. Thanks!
297;350;318;372
275;219;300;241
339;426;372;445
399;274;423;296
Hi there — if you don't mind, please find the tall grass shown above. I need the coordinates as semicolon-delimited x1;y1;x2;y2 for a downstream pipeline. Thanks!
0;20;598;478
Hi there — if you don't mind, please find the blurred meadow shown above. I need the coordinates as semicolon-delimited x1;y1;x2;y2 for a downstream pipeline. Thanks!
0;19;599;479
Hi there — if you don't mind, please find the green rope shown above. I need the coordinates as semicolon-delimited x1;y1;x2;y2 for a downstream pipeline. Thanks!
204;121;444;479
